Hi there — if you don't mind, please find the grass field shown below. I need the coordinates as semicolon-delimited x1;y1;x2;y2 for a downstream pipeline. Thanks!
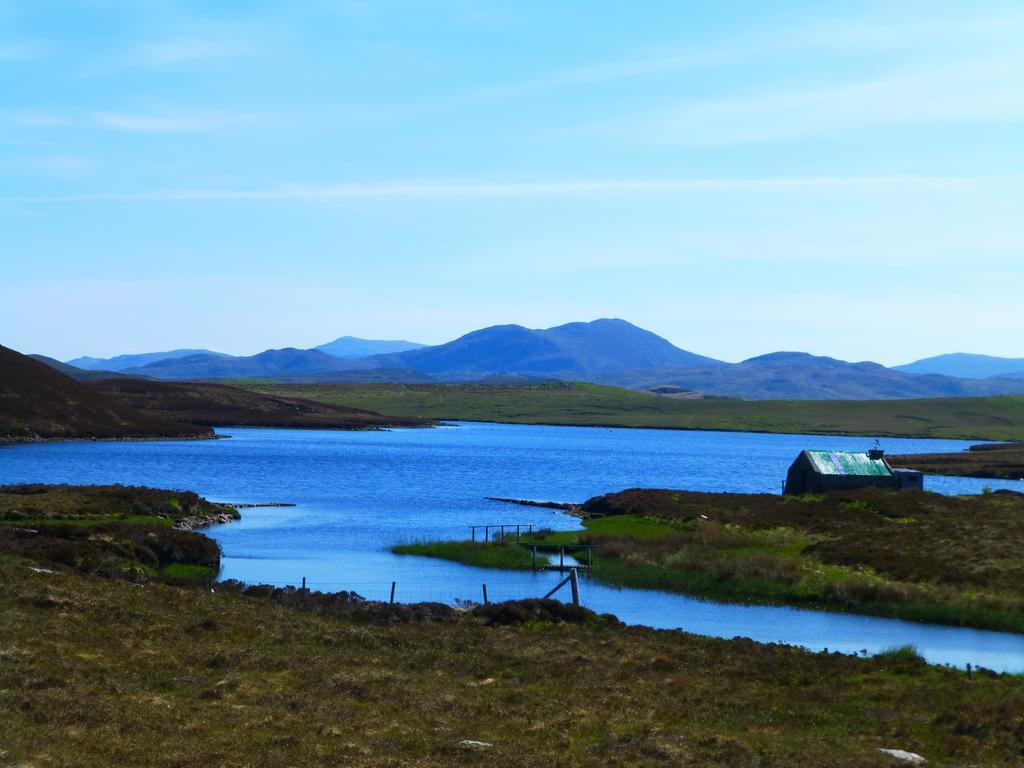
6;561;1024;766
240;381;1024;441
395;489;1024;633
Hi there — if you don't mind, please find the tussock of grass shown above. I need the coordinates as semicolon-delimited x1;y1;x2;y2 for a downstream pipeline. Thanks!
393;539;537;569
877;644;924;662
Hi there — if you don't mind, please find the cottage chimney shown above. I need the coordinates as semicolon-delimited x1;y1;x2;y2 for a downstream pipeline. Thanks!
868;448;885;460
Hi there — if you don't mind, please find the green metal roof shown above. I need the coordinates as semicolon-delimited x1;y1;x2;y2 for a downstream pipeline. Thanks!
805;450;892;477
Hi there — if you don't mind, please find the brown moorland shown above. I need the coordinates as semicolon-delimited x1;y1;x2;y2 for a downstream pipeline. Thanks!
890;443;1024;480
5;560;1024;766
91;377;432;430
4;484;1024;765
0;345;213;441
573;488;1024;631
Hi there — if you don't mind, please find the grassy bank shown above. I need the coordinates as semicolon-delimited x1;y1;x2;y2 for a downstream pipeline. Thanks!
6;562;1024;766
240;381;1024;440
393;539;538;569
891;443;1024;480
395;490;1024;633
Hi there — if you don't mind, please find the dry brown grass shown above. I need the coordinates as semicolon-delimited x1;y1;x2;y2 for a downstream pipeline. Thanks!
4;561;1024;767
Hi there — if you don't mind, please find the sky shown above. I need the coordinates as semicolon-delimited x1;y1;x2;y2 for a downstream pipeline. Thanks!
2;1;1022;365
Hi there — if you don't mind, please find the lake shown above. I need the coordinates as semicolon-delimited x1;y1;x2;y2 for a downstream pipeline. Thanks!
3;422;1024;670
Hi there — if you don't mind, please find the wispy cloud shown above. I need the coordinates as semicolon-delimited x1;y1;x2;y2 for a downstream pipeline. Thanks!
590;52;1024;145
5;174;995;204
130;37;250;66
7;109;68;127
0;39;49;61
7;109;255;133
475;5;1024;99
89;111;249;133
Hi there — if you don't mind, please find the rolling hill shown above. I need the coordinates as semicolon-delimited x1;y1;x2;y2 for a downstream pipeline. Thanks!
315;336;425;359
601;352;1024;400
893;353;1024;379
68;348;230;372
364;318;723;380
119;348;361;380
90;378;430;430
27;354;135;382
0;346;213;440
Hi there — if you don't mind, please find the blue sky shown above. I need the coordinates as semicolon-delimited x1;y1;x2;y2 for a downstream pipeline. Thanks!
2;1;1022;364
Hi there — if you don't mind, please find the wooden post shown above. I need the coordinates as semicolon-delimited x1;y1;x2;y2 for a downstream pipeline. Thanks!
516;524;521;542
529;524;533;535
587;546;593;569
542;573;572;600
569;568;580;606
389;581;396;604
482;584;489;605
531;546;537;570
471;526;476;542
500;525;505;541
301;576;306;591
484;526;489;542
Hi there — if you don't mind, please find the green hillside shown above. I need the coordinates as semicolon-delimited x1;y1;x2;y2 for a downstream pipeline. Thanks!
240;382;1024;441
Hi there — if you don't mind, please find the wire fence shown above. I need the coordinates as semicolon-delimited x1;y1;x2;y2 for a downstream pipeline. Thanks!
218;576;582;606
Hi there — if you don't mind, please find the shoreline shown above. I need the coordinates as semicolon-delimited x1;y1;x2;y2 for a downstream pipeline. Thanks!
424;416;1021;443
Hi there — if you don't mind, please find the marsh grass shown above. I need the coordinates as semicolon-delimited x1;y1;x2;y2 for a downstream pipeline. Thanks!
877;644;924;662
400;493;1024;633
393;539;537;569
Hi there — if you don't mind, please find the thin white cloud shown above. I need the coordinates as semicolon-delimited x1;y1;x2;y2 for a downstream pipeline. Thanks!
7;109;68;127
593;52;1024;145
90;112;236;133
476;5;1024;99
0;39;49;61
5;174;997;204
131;37;249;66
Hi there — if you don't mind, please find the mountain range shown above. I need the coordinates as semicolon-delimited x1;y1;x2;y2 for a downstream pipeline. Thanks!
600;352;1024;400
40;320;1024;400
892;353;1024;380
314;336;425;358
68;348;231;372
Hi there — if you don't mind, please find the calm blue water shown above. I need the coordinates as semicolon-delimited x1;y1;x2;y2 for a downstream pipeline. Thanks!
3;422;1024;671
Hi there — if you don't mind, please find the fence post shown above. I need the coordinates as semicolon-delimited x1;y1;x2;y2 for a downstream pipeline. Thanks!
482;584;489;605
471;526;476;542
389;581;396;604
500;525;505;541
301;576;306;591
516;524;521;542
569;568;580;606
485;526;489;542
532;546;537;570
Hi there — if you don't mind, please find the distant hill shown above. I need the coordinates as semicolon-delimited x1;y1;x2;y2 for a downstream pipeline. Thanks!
68;348;230;372
602;352;1024;400
315;336;425;359
0;345;213;440
120;348;362;380
364;318;723;380
893;353;1024;379
27;354;137;382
